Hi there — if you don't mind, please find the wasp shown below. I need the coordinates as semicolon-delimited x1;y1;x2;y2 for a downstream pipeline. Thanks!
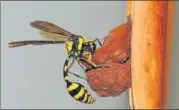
8;21;104;104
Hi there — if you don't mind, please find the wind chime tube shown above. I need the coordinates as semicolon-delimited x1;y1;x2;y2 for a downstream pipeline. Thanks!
131;1;168;109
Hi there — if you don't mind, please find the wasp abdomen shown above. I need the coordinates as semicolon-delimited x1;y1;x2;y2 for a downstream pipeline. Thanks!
66;82;95;104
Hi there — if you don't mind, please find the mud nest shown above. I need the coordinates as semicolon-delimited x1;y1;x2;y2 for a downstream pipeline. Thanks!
85;23;131;97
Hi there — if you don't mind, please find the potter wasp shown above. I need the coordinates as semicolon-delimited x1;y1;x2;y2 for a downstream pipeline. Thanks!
8;20;103;104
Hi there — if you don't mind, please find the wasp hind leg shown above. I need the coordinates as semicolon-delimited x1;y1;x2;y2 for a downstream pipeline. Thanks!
68;71;86;80
67;57;86;80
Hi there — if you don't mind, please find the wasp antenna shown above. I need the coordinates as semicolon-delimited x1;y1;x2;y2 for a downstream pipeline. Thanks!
8;42;24;48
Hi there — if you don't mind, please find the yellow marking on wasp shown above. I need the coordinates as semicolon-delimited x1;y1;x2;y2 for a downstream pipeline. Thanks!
68;83;79;91
64;76;69;81
83;52;91;60
66;41;73;53
78;37;84;50
64;65;68;71
87;96;92;104
89;96;94;104
74;52;78;56
82;52;88;55
85;59;97;67
90;42;93;45
82;93;88;103
88;54;92;61
90;97;93;103
83;36;88;42
85;40;93;43
74;88;85;99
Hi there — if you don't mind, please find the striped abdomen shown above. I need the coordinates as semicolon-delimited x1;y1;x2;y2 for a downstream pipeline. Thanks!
63;55;95;104
66;81;95;104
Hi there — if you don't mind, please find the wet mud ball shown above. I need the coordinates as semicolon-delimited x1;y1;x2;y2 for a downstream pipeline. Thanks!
86;23;132;97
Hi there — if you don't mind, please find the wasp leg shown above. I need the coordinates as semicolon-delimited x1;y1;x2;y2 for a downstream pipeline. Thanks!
79;58;98;68
79;58;110;72
66;56;84;79
68;57;75;69
94;38;102;47
85;63;110;72
68;71;86;80
76;60;85;71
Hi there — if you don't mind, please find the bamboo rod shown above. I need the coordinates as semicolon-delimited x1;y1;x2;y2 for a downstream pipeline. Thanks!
127;1;132;18
131;1;168;109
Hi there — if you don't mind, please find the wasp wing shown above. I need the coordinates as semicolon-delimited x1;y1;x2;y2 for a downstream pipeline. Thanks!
39;31;69;41
31;20;77;40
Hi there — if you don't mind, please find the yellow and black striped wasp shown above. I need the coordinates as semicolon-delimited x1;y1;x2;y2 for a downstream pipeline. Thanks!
8;20;103;104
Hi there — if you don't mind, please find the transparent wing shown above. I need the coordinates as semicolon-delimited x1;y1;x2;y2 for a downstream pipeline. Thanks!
31;20;77;40
39;31;69;41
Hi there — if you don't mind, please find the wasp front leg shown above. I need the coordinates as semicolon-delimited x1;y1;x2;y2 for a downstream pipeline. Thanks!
79;57;109;73
94;38;102;47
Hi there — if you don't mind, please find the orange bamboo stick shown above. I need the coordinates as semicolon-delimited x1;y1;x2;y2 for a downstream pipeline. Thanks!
127;1;132;17
131;1;168;109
